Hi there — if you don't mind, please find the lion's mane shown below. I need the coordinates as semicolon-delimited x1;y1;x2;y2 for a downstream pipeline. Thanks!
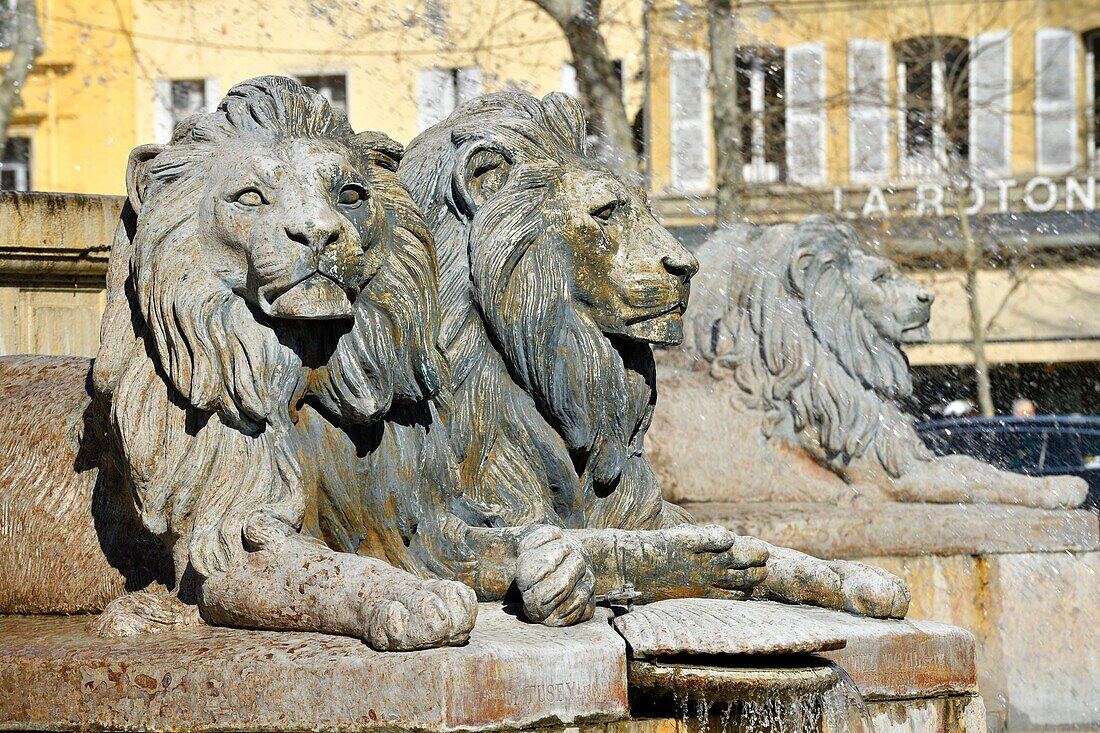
401;92;677;530
92;76;444;579
688;216;930;479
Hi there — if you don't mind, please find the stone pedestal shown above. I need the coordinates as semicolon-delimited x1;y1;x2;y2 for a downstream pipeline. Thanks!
0;597;988;732
0;605;628;732
687;502;1100;732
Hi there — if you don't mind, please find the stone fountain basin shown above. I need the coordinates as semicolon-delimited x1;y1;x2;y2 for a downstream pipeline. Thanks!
629;655;841;704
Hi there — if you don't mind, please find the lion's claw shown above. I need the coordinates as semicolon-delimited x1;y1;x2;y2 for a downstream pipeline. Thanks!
363;578;478;651
756;546;909;619
831;560;910;619
516;525;596;627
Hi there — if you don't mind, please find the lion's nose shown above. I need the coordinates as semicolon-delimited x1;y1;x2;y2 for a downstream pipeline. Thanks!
917;288;934;304
285;221;341;253
662;249;699;280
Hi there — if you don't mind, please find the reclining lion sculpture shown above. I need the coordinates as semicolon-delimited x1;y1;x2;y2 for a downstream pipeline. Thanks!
399;91;911;622
0;76;479;650
649;218;1087;509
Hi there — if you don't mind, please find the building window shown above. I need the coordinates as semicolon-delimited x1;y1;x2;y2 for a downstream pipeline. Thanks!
561;60;625;101
1035;28;1077;174
153;78;220;144
417;67;482;131
0;137;31;191
297;74;348;113
737;47;785;184
1084;30;1100;170
896;36;969;178
0;0;15;50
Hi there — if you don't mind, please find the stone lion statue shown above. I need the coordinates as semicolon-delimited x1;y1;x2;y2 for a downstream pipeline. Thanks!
398;92;910;624
649;217;1087;509
0;77;479;651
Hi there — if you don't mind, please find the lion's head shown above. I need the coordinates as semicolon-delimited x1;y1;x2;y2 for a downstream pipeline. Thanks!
686;216;933;476
92;76;443;579
401;92;695;528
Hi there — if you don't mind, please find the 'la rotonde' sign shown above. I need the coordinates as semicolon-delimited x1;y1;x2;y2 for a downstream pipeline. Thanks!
832;175;1098;219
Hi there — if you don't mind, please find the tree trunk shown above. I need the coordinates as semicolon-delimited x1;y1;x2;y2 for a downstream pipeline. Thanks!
707;0;741;225
957;193;995;417
0;0;41;149
530;0;639;172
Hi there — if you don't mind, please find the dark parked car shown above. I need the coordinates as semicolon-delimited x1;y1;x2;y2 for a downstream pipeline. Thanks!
915;415;1100;510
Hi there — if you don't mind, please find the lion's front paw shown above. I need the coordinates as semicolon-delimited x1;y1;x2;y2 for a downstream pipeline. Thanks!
94;592;201;638
515;525;595;627
1036;475;1089;509
830;560;910;619
667;525;771;596
756;547;909;618
363;578;478;652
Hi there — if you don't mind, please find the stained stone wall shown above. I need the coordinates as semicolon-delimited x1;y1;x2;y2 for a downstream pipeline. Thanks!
0;192;120;356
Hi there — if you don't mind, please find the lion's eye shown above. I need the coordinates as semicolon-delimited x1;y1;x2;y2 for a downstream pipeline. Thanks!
235;189;265;207
873;270;892;284
591;202;618;222
338;185;367;207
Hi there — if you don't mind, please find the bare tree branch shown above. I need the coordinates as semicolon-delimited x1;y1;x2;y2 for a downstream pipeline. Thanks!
0;0;40;150
527;0;638;171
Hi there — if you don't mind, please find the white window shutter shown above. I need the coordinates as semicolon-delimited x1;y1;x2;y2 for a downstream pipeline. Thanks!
456;67;482;105
1035;28;1078;174
203;78;221;112
669;49;711;193
786;42;826;185
970;32;1012;178
560;62;579;97
848;40;890;184
153;79;173;144
418;67;456;132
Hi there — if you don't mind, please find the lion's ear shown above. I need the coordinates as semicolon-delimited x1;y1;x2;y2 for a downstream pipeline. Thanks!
453;145;512;217
125;144;167;214
788;245;817;296
351;131;404;172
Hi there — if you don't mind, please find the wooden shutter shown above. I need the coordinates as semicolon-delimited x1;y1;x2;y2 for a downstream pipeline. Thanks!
969;32;1011;178
456;67;482;105
418;67;455;131
669;49;711;193
203;78;221;112
560;63;579;97
1035;28;1078;174
153;80;173;144
785;42;826;185
848;40;890;183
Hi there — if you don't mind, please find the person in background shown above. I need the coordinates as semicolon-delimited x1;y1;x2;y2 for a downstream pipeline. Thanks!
1012;398;1037;419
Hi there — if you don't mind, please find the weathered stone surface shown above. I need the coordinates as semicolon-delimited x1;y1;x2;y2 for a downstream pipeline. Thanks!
813;609;977;701
613;599;846;657
612;598;974;702
683;502;1100;557
861;550;1100;732
0;605;628;732
0;191;122;278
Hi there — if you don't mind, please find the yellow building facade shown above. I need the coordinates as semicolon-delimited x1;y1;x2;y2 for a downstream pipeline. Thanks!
1;0;645;196
646;0;1100;220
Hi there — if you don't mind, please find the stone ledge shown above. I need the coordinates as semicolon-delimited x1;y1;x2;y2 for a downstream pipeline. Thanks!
611;599;976;703
0;605;628;732
684;502;1100;558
